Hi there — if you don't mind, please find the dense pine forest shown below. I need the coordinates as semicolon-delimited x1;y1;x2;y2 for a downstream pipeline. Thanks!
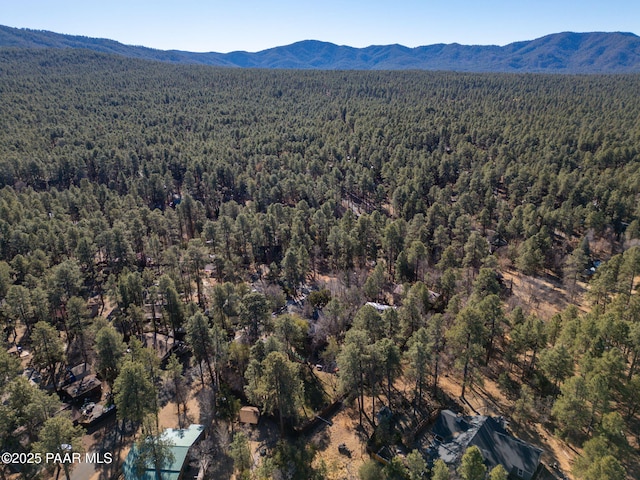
1;48;640;480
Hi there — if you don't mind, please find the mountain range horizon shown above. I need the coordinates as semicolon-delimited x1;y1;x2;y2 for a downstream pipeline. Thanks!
1;24;639;73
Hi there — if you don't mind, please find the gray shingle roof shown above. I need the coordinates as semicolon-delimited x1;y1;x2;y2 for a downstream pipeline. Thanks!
431;410;543;480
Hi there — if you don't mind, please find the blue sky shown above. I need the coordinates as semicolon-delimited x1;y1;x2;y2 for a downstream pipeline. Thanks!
2;0;638;53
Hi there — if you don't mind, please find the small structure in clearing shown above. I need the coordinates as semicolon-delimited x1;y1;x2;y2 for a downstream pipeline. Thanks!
239;406;260;425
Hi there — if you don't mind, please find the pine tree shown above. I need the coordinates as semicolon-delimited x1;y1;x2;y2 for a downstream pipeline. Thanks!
458;446;486;480
405;327;432;412
31;321;64;390
165;354;188;428
431;459;450;480
488;464;508;480
134;415;176;480
33;416;83;480
246;351;304;436
94;326;124;385
447;306;487;398
114;361;158;430
405;450;428;480
229;431;252;476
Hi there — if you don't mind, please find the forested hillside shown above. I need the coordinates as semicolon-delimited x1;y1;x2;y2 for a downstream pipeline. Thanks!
1;48;640;479
2;25;640;72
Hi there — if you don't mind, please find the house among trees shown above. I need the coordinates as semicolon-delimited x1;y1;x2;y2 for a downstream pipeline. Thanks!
60;374;102;403
61;362;90;386
123;424;204;480
365;301;396;312
141;332;188;365
429;410;543;480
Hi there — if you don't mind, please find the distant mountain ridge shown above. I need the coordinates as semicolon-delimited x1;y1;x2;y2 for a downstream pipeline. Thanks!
1;25;639;73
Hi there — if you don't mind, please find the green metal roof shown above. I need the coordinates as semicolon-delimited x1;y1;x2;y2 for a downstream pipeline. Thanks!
122;424;204;480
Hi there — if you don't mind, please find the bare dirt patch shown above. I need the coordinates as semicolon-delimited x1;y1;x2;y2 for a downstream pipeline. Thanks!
502;269;588;319
157;386;202;430
309;405;368;480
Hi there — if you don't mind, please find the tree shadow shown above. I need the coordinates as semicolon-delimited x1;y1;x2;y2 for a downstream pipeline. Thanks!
196;386;216;428
623;415;640;479
188;435;234;480
87;417;137;480
508;419;578;479
310;427;331;451
250;416;280;448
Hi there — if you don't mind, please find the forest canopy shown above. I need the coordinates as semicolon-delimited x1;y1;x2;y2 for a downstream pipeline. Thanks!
1;47;640;479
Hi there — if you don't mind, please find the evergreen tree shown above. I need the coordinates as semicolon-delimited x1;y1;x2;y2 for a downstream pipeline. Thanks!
431;459;450;480
447;306;487;398
376;337;401;408
539;344;573;390
186;311;217;386
551;375;590;439
458;446;486;480
337;329;369;426
94;325;126;389
405;450;428;480
405;327;432;412
246;351;304;435
114;361;158;429
30;321;64;390
33;416;83;480
229;431;252;476
134;416;176;480
488;464;508;480
239;291;270;342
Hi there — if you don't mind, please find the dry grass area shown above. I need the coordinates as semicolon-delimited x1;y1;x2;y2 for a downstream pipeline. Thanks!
309;405;368;480
295;369;370;479
501;268;588;319
157;386;202;430
300;368;579;480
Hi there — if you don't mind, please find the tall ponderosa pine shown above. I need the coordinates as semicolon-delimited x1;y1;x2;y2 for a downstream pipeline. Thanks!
447;306;487;398
247;351;303;435
337;329;370;427
404;327;432;412
95;325;126;388
239;291;269;342
114;361;158;430
186;311;217;386
31;321;64;390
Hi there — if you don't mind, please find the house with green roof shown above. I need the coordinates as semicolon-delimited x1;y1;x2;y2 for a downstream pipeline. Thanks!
123;424;204;480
